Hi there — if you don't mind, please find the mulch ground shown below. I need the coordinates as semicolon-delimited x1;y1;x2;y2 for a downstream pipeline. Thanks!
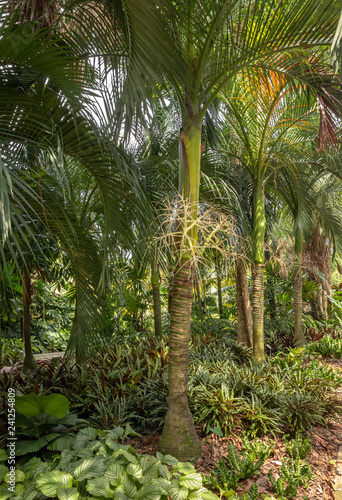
127;358;342;499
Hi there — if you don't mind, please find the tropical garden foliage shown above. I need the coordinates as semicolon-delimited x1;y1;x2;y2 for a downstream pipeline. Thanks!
1;0;342;498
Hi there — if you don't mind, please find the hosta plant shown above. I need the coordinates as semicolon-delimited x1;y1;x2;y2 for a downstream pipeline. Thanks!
0;426;219;500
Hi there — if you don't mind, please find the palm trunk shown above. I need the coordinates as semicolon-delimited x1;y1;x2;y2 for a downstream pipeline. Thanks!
216;253;223;319
22;272;37;371
265;249;276;320
194;271;203;321
252;179;266;362
236;258;253;348
158;117;202;461
151;264;163;338
293;228;306;346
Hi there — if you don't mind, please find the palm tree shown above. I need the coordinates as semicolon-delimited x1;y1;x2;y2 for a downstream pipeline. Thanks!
91;0;342;458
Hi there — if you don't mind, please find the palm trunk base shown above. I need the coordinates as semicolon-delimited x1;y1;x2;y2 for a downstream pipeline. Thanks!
158;405;202;461
252;264;265;362
23;354;37;372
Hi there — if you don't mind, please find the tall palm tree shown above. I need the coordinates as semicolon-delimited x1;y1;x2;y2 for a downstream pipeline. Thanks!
91;0;342;458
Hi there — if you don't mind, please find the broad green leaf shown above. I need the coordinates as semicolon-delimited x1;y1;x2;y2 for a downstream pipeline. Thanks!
48;435;76;451
153;478;170;496
160;455;178;467
136;481;161;500
36;471;73;497
122;475;137;498
169;481;188;500
16;393;69;419
21;457;52;478
208;427;223;438
139;457;160;476
16;434;60;456
179;473;203;490
105;428;124;441
158;465;171;481
0;483;14;500
57;487;80;500
107;463;125;486
86;477;114;498
4;470;25;483
0;450;8;462
14;484;25;497
74;457;107;481
173;462;196;474
0;465;9;482
113;450;139;465
126;464;143;480
201;491;220;500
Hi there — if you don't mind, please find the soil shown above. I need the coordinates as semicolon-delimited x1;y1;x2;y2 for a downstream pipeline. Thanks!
126;358;342;499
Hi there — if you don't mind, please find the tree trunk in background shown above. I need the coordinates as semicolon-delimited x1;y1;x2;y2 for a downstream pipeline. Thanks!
293;228;307;346
252;179;266;361
305;224;331;321
216;253;223;319
22;273;37;371
236;259;253;348
158;118;202;461
194;271;203;321
151;265;163;338
265;249;276;320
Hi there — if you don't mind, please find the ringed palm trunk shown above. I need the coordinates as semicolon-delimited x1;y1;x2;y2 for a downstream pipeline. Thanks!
158;116;202;461
216;253;223;319
293;228;306;346
151;263;163;338
236;258;253;348
22;272;37;371
252;179;266;362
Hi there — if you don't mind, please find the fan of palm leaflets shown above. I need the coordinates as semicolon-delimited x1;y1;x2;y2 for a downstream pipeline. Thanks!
0;7;154;361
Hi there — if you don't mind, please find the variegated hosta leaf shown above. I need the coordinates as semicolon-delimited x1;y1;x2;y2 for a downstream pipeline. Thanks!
136;481;161;500
201;491;220;500
0;464;9;482
187;486;213;499
106;463;125;487
36;471;73;497
57;487;80;500
57;459;82;476
139;457;161;476
156;453;178;467
74;427;99;453
153;478;170;496
179;473;203;490
158;464;171;481
105;427;125;441
173;462;196;474
4;470;25;483
14;483;25;497
105;438;131;452
113;450;139;465
169;480;189;500
121;474;137;498
126;464;143;480
0;483;13;500
74;457;107;481
0;450;8;462
86;476;114;498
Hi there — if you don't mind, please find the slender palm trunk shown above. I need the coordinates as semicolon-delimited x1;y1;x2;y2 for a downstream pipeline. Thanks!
151;264;163;338
194;271;203;321
22;272;37;371
293;228;306;346
236;258;253;348
265;249;276;320
158;117;202;461
252;179;266;361
216;253;223;319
